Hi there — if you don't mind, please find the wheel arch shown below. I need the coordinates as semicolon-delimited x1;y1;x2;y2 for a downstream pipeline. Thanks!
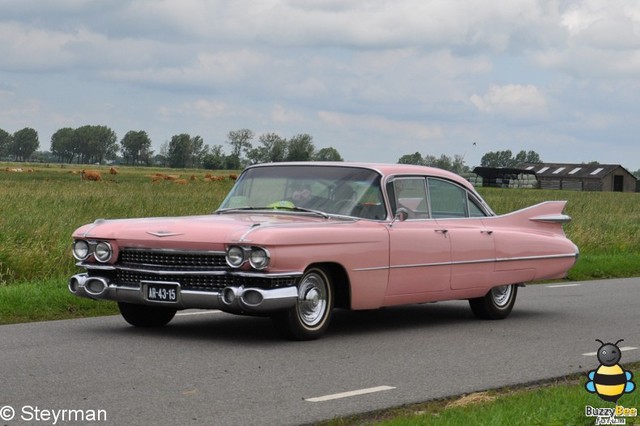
306;262;351;310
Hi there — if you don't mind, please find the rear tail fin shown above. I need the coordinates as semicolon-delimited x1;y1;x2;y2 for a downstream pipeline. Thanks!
488;201;571;234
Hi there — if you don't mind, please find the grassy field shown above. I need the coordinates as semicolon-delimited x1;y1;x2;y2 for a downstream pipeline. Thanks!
0;164;235;322
0;163;639;323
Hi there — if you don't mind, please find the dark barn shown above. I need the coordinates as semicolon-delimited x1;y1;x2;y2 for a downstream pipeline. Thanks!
472;167;537;188
519;163;637;192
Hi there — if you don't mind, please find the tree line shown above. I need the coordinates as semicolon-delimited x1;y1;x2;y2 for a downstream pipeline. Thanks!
6;126;637;178
397;149;543;174
0;126;343;169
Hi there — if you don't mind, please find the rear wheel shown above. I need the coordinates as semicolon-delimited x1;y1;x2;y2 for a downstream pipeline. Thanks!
118;302;177;327
272;267;334;340
469;285;518;320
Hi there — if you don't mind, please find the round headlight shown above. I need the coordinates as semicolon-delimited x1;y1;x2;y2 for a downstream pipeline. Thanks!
94;241;113;263
226;246;245;268
72;240;90;260
249;247;270;270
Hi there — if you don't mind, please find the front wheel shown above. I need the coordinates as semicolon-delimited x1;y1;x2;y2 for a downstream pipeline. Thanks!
271;267;334;340
118;302;177;327
469;284;518;320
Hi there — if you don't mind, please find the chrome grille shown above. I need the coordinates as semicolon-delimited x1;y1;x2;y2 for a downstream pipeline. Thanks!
115;270;297;291
109;248;298;292
118;248;227;271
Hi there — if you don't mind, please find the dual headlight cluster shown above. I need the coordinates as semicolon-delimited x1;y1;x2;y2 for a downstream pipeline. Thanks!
72;240;113;263
226;245;270;270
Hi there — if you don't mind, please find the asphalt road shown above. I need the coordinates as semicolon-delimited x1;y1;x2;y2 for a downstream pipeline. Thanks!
2;278;639;426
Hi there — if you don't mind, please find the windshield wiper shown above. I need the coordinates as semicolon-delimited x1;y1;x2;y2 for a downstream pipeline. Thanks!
216;206;330;219
274;205;330;219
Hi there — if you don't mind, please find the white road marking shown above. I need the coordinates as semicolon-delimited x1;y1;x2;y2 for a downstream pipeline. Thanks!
305;385;396;402
176;310;222;316
582;347;638;357
546;283;581;288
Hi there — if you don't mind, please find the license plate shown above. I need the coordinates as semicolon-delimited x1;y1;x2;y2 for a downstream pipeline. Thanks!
143;281;179;302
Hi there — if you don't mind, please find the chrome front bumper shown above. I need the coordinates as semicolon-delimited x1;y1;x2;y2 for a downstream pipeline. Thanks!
68;273;299;314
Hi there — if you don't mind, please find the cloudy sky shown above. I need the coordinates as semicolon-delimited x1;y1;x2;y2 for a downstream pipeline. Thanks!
1;0;639;171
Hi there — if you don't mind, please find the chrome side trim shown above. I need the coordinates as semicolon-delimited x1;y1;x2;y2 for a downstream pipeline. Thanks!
353;252;579;272
529;214;572;224
495;253;578;262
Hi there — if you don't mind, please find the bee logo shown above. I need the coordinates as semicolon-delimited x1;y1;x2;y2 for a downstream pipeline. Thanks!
585;339;635;403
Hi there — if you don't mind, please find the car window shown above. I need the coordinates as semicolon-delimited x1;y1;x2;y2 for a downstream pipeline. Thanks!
468;195;488;217
428;178;468;218
392;178;429;219
219;165;387;220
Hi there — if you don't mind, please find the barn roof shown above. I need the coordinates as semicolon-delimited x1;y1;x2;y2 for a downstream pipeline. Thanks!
472;166;535;179
518;163;636;180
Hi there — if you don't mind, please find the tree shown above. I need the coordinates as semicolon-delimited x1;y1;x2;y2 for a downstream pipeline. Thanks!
166;134;208;168
313;147;343;161
50;127;77;163
226;129;254;168
480;149;542;167
73;125;118;164
480;150;515;167
121;131;153;165
190;135;208;168
167;134;191;168
514;150;542;164
397;152;470;173
286;134;315;161
398;152;423;165
202;145;226;170
0;128;11;158
10;128;39;161
451;154;469;174
246;133;287;164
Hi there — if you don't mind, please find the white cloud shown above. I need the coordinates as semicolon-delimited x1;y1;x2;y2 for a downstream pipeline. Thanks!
318;110;443;141
0;23;74;71
1;0;640;170
271;104;304;124
470;84;548;118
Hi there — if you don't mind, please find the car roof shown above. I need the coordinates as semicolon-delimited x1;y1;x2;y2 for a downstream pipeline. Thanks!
245;161;475;191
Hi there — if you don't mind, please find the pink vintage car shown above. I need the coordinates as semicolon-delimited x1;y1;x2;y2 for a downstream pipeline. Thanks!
69;162;578;340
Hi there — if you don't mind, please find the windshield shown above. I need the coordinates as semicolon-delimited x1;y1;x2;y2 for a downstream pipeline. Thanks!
218;165;387;220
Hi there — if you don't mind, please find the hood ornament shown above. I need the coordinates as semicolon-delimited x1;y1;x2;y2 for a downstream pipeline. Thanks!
147;231;184;238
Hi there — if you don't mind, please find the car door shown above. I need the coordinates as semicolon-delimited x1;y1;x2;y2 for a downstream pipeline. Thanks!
428;178;496;290
386;177;452;302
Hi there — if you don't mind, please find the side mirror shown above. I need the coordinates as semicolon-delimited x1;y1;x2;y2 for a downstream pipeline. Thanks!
390;208;409;226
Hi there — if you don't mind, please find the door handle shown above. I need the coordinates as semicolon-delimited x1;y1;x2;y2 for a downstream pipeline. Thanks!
435;229;448;234
481;230;494;235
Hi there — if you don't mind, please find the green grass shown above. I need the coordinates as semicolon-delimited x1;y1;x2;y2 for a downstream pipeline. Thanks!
324;365;640;426
0;277;117;323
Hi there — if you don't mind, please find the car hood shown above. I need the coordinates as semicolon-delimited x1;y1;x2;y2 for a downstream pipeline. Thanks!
72;213;355;248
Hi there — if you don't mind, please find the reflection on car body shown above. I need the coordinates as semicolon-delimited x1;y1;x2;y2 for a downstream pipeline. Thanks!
69;162;579;340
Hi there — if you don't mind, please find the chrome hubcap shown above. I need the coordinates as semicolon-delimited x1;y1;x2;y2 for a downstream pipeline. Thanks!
491;285;512;308
298;272;328;327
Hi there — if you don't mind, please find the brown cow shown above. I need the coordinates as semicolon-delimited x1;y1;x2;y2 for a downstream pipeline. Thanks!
81;170;102;181
109;167;118;175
